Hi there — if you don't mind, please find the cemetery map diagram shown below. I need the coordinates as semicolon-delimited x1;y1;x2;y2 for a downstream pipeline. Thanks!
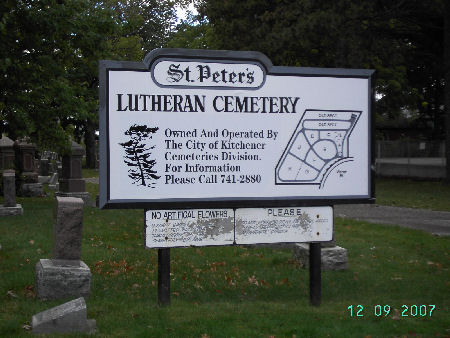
275;109;361;187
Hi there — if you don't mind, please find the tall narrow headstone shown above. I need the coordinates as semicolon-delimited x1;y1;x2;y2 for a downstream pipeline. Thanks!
0;135;15;170
14;138;38;182
0;170;23;216
53;197;84;264
60;141;85;192
56;141;92;206
38;158;50;183
14;138;43;196
35;197;91;300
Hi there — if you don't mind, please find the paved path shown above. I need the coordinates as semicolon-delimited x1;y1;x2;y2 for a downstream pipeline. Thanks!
334;204;450;236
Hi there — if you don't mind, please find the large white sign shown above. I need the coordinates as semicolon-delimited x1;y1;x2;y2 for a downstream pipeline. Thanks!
99;49;374;209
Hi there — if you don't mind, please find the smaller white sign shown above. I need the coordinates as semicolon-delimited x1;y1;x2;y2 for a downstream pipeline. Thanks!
146;209;234;248
235;207;333;245
146;206;333;248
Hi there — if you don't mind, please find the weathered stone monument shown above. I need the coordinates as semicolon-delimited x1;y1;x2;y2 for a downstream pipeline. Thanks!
32;297;96;334
14;138;43;196
0;135;15;171
35;197;91;300
56;141;92;206
0;170;23;216
293;240;349;270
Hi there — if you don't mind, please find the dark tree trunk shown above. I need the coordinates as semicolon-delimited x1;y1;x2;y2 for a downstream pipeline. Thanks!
84;118;97;169
445;2;450;183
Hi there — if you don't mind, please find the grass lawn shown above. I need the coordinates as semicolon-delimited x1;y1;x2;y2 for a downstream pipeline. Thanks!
0;176;449;336
376;178;450;211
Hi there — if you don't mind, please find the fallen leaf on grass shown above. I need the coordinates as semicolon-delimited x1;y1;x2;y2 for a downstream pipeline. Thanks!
225;275;235;286
25;285;34;298
7;290;18;298
427;261;443;269
29;240;34;245
390;277;402;280
260;279;270;287
391;308;400;320
248;275;259;286
276;278;289;285
232;266;240;277
209;261;226;271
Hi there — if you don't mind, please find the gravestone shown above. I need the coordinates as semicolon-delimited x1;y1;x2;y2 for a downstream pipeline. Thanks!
48;172;59;190
293;243;349;270
38;158;50;184
0;170;23;216
32;297;96;334
35;197;91;300
56;141;92;206
0;135;15;170
14;138;43;196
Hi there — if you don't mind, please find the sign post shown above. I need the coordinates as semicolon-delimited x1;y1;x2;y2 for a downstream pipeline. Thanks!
309;243;322;306
99;48;374;306
157;248;170;306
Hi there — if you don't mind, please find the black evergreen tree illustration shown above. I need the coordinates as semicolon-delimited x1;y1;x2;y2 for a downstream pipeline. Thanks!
119;124;160;187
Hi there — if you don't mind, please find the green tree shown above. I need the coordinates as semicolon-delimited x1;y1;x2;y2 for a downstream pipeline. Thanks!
0;0;178;167
193;0;448;178
199;0;443;119
0;0;119;155
167;10;218;49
